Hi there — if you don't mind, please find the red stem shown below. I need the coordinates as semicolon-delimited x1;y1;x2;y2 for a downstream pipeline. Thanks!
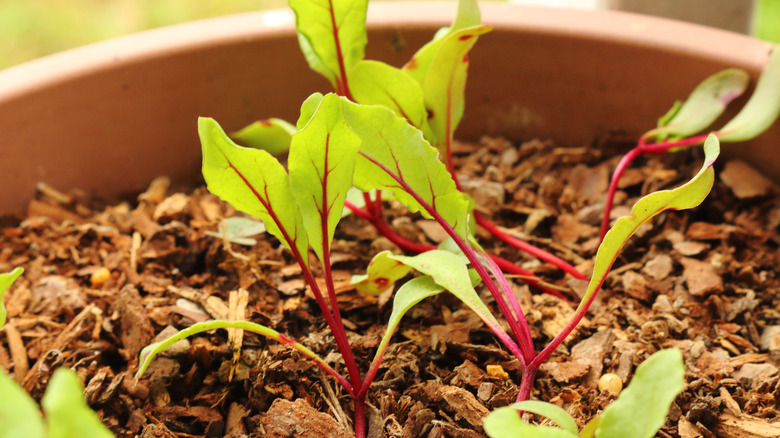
475;213;586;281
598;133;709;242
358;152;532;361
516;363;539;402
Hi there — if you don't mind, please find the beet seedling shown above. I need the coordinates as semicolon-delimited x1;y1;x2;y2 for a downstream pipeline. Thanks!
235;0;585;293
599;46;780;241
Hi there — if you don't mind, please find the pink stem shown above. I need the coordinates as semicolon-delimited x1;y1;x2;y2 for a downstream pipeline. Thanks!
599;133;709;242
476;213;586;281
516;363;540;402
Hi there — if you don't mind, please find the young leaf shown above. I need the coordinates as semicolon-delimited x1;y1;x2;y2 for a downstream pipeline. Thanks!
349;60;426;128
387;250;509;343
366;276;446;373
0;368;45;438
647;68;749;141
717;45;780;142
0;267;23;328
289;0;367;94
578;135;720;313
297;92;325;130
351;250;412;296
403;0;481;84
231;118;296;155
199;117;310;266
341;99;471;239
596;349;684;438
423;25;492;154
204;217;266;246
288;94;361;263
42;368;114;438
136;320;350;391
484;405;577;438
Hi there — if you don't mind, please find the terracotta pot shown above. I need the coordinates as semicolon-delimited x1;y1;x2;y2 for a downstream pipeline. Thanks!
0;2;777;213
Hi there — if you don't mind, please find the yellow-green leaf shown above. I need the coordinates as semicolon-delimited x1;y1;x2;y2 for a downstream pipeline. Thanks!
352;250;412;296
42;368;114;438
580;135;720;312
231;118;296;155
349;60;426;128
199;117;309;266
288;94;361;263
0;268;23;328
289;0;367;93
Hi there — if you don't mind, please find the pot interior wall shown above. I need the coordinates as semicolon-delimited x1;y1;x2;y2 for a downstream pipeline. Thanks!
0;4;777;214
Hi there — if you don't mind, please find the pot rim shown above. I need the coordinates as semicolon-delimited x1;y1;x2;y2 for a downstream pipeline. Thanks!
0;2;774;102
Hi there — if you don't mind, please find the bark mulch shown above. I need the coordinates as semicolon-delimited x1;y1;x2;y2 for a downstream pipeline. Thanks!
1;136;779;437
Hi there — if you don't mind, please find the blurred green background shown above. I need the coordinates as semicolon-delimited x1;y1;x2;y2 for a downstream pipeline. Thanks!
0;0;284;70
1;0;776;72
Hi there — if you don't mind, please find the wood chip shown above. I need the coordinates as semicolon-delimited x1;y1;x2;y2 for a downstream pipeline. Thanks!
643;254;673;280
3;322;28;383
720;160;778;199
713;413;780;438
440;385;490;428
680;258;723;297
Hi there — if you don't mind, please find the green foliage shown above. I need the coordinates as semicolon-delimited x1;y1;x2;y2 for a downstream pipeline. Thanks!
483;349;685;438
231;118;296;155
288;94;361;263
581;135;719;312
349;60;426;128
649;69;749;142
136;320;339;382
717;46;780;142
596;349;685;438
288;0;367;93
200;117;310;265
341;99;472;239
0;268;23;328
0;367;114;438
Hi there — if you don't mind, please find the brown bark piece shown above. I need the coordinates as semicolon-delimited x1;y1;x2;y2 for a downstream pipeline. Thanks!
642;254;673;280
720;160;778;199
117;284;155;360
571;329;615;387
261;398;351;438
539;360;590;383
680;257;723;297
439;385;490;428
713;413;780;438
622;270;652;301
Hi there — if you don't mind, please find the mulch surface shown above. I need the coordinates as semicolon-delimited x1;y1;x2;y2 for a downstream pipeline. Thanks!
1;136;779;437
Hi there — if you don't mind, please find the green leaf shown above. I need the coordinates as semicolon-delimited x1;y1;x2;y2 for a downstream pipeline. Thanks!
199;117;310;266
423;25;491;151
351;250;412;296
42;368;114;438
136;320;339;385
388;250;505;338
289;0;367;92
297;92;325;130
230;118;296;155
341;187;394;218
204;217;266;246
717;45;780;142
484;404;578;438
341;100;471;239
288;94;361;263
0;369;45;438
349;60;426;128
402;0;481;84
579;135;719;312
369;276;446;369
596;349;684;438
0;268;23;328
648;68;749;141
